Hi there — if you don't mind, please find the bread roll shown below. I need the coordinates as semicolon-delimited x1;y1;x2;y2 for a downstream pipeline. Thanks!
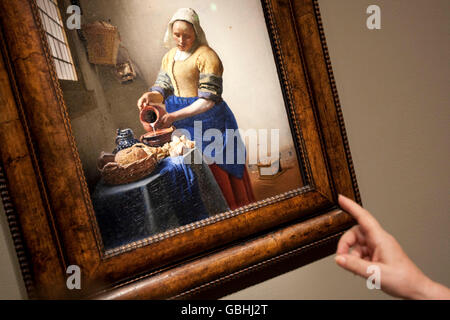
115;145;148;166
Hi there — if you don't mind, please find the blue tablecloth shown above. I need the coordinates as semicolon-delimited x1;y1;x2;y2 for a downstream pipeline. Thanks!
92;155;209;249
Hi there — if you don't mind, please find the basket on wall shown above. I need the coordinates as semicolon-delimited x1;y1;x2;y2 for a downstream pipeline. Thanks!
83;21;121;65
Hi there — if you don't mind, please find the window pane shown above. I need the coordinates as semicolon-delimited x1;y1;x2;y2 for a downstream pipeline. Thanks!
44;0;54;19
42;0;51;17
57;24;65;42
54;59;62;79
44;15;55;37
57;43;65;62
60;43;69;62
47;16;55;36
65;62;73;80
69;65;77;81
36;0;45;10
58;41;66;61
59;41;68;61
52;22;62;41
54;40;61;59
46;0;55;20
52;39;60;59
50;19;59;39
65;63;73;80
46;35;56;57
62;62;69;80
48;1;59;22
61;61;69;79
39;11;48;31
58;61;65;80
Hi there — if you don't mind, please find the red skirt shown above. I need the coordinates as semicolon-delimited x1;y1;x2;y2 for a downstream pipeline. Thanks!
208;164;256;210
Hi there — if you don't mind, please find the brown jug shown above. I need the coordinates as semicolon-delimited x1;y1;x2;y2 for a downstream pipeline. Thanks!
139;105;162;132
139;104;174;147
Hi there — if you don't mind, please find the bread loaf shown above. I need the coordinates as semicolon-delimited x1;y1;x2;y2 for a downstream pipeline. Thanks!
115;145;148;166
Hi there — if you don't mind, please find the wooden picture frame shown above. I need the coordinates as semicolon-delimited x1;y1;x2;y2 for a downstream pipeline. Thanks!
0;0;360;299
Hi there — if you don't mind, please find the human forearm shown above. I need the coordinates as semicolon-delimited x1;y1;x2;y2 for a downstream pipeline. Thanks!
170;98;215;122
412;277;450;300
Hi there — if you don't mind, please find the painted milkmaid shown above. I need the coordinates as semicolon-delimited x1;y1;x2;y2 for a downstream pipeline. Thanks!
137;8;255;210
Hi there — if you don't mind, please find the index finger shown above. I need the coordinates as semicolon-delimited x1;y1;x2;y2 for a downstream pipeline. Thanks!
338;194;382;234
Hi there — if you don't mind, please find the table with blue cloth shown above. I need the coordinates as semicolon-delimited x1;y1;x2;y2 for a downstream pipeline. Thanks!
92;148;229;250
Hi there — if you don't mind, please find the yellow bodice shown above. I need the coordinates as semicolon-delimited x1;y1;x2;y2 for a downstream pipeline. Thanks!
151;45;224;102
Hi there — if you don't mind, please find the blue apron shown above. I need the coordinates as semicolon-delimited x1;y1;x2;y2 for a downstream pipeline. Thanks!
165;95;246;179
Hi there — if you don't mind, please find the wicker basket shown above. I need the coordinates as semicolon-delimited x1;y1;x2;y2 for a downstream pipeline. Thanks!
97;151;158;185
83;21;121;65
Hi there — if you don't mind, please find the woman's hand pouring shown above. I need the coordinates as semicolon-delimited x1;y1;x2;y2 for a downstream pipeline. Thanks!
137;91;164;111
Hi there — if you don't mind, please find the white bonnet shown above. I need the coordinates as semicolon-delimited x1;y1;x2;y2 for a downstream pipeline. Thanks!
163;8;208;49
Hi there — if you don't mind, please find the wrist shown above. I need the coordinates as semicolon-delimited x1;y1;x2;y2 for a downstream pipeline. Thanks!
168;112;178;123
417;277;450;300
408;274;437;300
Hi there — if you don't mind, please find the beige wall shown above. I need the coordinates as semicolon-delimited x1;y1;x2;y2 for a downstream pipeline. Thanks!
224;0;450;299
0;0;449;299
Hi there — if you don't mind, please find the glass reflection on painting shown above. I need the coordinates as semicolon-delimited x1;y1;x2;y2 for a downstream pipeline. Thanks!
56;0;305;250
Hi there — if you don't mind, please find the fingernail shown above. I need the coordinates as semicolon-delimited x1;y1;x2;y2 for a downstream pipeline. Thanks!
335;255;346;265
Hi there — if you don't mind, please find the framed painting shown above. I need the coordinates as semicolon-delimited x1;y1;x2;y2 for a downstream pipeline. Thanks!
0;0;360;299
